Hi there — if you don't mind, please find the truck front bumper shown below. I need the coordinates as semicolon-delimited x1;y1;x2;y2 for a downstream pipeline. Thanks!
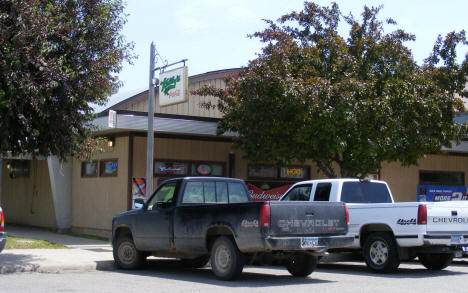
264;235;354;254
0;231;6;253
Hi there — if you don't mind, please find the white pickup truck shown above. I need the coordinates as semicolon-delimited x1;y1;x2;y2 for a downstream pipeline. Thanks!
279;178;468;273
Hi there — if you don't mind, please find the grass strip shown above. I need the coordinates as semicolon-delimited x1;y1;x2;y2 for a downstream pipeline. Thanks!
5;236;67;249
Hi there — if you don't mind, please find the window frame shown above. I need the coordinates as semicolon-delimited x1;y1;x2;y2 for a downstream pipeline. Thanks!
419;170;465;186
99;159;118;177
81;160;98;178
313;183;332;201
281;184;313;201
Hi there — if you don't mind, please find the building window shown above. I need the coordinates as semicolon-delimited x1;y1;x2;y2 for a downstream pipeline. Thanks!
154;160;225;177
154;161;188;176
419;171;465;186
81;161;98;177
100;159;118;177
192;162;224;176
280;166;309;180
7;160;30;179
248;164;310;181
248;165;278;179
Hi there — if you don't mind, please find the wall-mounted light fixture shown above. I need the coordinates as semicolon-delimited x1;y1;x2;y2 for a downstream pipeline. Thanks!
107;137;115;148
6;162;10;169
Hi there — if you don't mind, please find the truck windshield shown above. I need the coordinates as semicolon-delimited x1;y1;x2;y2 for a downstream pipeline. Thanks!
341;182;392;203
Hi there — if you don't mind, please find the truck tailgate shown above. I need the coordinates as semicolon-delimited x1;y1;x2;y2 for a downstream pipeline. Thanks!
268;201;348;237
426;201;468;234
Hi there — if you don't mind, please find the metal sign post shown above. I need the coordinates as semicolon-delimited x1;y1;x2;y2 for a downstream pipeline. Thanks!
145;43;156;198
145;42;187;199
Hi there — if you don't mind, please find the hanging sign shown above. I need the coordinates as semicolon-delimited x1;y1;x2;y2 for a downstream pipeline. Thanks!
159;66;188;107
108;110;117;128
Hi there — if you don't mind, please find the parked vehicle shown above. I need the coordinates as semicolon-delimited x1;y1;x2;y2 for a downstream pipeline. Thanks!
0;206;6;253
279;178;468;273
112;177;353;280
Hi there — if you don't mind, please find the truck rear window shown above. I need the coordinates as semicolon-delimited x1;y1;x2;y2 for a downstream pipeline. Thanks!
341;182;392;203
182;181;249;204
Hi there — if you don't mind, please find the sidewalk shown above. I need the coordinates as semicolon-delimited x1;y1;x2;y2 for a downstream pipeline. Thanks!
0;225;116;274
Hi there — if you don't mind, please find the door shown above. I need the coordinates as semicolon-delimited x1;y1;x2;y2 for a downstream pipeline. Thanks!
134;181;178;252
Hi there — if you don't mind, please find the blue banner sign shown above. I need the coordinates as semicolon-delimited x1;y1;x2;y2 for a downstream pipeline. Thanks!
417;185;468;202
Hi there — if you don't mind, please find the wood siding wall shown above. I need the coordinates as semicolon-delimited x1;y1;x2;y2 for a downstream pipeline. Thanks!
381;154;468;202
1;159;56;228
71;137;129;237
113;77;228;118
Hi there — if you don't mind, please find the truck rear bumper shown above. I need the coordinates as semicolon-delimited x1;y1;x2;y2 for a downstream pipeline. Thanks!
423;234;468;247
265;235;354;254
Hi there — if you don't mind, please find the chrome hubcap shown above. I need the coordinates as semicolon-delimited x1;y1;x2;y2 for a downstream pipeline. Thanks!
118;242;135;264
215;244;232;272
369;240;388;265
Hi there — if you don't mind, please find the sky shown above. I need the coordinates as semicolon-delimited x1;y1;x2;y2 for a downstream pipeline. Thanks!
97;0;468;112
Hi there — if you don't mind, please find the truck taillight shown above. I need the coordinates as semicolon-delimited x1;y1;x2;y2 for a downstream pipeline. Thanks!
260;203;270;228
0;211;4;232
417;204;427;225
345;204;350;226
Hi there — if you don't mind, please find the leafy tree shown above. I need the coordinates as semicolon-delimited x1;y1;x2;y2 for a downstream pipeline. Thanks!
195;2;468;178
0;0;133;160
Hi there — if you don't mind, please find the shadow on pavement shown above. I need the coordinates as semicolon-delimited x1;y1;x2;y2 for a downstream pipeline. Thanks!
0;252;41;273
105;258;334;287
95;260;118;271
317;262;467;279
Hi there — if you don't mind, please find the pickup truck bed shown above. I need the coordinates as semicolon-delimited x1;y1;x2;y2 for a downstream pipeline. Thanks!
112;177;353;280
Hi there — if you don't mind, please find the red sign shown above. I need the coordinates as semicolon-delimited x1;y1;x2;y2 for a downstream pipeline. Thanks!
247;184;292;201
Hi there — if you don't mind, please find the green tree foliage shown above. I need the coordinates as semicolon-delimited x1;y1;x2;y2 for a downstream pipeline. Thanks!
0;0;133;160
195;2;468;178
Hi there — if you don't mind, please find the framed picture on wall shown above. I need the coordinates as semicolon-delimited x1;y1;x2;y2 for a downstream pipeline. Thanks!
81;161;98;177
100;159;118;177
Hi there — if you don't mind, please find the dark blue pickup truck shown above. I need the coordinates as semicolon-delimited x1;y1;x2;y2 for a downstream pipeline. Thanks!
112;177;353;280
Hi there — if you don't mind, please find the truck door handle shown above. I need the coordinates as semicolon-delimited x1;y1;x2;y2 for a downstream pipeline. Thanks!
305;211;315;216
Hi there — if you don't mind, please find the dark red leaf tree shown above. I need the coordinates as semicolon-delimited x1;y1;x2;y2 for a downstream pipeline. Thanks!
0;0;133;160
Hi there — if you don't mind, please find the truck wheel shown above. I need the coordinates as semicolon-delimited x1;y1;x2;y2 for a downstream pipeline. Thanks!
181;255;210;268
286;253;318;277
210;236;244;280
363;232;400;273
113;235;146;269
418;253;453;270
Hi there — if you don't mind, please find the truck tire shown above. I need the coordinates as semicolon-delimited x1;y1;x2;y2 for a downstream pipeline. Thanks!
363;232;400;273
113;235;146;269
418;253;453;270
210;236;244;280
286;253;317;277
181;255;210;268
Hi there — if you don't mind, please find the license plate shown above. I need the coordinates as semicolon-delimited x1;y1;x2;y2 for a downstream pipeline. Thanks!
451;235;462;244
301;237;319;248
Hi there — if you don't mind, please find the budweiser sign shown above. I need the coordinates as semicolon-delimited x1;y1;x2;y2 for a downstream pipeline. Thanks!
247;184;292;201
